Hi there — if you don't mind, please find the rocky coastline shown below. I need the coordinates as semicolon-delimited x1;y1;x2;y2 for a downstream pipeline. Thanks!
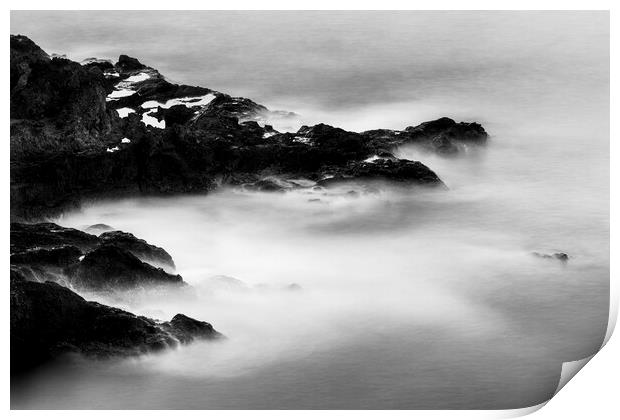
9;34;488;373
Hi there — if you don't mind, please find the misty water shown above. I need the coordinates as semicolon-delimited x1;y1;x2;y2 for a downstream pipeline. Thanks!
10;11;609;409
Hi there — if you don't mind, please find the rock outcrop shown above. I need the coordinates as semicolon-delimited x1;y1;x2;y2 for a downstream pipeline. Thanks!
11;271;221;373
68;245;183;292
10;222;101;254
10;222;181;289
532;251;570;262
10;35;488;220
10;222;219;373
99;230;175;270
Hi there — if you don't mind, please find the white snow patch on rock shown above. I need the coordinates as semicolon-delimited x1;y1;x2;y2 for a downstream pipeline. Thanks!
107;89;135;100
121;138;131;144
106;72;152;101
141;94;216;110
106;147;120;153
124;72;150;83
142;109;166;129
263;131;278;139
116;107;135;118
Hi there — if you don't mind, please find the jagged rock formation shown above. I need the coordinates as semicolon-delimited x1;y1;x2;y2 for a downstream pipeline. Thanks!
11;270;221;373
10;222;181;288
10;222;220;373
68;245;183;291
99;230;175;270
10;35;487;220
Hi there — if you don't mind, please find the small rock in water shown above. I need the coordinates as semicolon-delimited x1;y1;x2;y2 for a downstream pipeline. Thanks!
532;251;570;262
206;275;247;291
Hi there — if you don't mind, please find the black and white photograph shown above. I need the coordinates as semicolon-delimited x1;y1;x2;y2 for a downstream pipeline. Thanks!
7;6;612;412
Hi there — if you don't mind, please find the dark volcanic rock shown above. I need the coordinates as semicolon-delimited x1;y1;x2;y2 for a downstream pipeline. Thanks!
10;273;221;373
10;36;488;220
204;94;268;121
320;158;444;187
69;245;184;291
10;222;100;254
12;221;175;264
10;35;126;218
11;223;180;288
158;104;195;126
403;117;488;154
10;35;115;155
10;245;82;283
116;54;146;72
99;230;176;270
11;245;82;267
162;314;219;344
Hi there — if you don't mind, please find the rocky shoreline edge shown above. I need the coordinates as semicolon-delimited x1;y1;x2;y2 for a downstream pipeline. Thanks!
10;222;223;373
10;34;489;373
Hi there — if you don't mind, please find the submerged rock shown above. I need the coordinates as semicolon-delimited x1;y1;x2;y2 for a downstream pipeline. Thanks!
85;223;115;234
10;272;221;373
206;275;248;291
532;251;570;262
245;177;293;192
